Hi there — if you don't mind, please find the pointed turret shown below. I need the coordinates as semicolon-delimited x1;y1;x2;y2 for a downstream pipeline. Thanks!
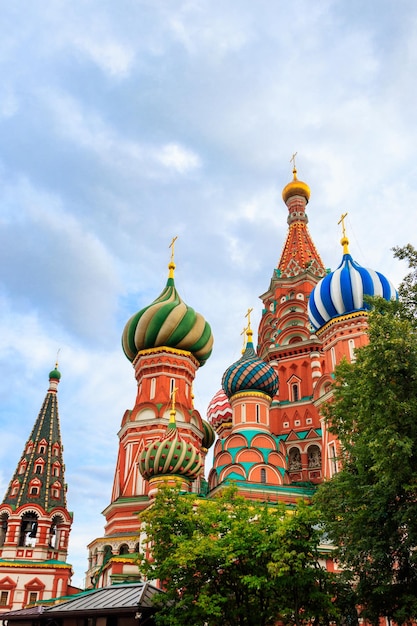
2;366;67;510
0;367;75;613
277;159;326;278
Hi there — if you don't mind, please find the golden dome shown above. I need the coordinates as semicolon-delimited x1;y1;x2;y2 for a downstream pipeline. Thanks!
282;167;311;204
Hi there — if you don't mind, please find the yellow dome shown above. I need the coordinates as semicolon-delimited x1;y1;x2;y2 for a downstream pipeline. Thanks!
282;167;310;204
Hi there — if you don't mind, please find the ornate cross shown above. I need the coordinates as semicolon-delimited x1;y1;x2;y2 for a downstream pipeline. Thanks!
169;236;178;263
338;213;348;239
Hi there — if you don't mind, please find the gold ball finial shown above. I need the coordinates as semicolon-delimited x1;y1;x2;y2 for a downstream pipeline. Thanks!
282;154;311;204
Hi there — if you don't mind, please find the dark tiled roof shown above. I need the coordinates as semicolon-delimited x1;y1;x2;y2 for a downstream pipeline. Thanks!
1;605;46;617
2;583;161;622
46;582;160;614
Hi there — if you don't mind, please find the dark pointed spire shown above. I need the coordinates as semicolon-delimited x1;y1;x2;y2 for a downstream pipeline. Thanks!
2;366;67;511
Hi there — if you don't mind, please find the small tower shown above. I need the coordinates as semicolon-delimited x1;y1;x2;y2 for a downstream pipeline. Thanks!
256;161;326;485
208;314;287;500
86;240;215;589
308;214;397;479
0;366;74;613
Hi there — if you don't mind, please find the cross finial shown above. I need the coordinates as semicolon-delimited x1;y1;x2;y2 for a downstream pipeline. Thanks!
338;212;350;254
168;236;178;279
290;152;297;170
245;307;253;330
169;386;178;424
169;236;178;263
244;308;254;347
240;326;248;353
338;213;348;238
55;348;60;369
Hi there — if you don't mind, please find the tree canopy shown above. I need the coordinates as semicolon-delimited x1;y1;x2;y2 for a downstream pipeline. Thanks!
139;484;353;626
315;244;417;625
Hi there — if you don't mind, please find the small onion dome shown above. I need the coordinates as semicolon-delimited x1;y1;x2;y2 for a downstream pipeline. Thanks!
49;366;61;380
201;419;215;450
138;422;203;481
122;266;213;366
308;251;397;331
282;167;310;204
207;388;233;434
222;333;279;399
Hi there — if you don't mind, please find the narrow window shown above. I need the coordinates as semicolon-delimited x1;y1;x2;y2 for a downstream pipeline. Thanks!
348;338;356;362
150;377;156;399
260;468;266;484
39;446;45;454
35;465;42;474
331;347;336;370
256;404;260;423
292;384;299;402
28;592;37;604
241;404;246;423
329;443;338;477
0;592;8;607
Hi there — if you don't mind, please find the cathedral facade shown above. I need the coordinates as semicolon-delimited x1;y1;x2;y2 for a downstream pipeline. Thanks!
85;165;396;588
0;164;397;609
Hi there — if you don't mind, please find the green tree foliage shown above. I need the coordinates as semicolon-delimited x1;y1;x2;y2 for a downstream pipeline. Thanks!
139;484;352;626
315;249;417;625
393;243;417;324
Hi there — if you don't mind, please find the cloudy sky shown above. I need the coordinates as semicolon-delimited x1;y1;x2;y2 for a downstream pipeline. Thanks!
0;0;416;587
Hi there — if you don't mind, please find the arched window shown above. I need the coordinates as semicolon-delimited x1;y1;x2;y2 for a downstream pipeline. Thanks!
292;383;299;402
0;513;8;547
288;447;302;470
19;512;38;547
307;445;321;468
331;347;336;370
348;338;356;362
150;377;156;399
119;544;129;555
49;514;64;549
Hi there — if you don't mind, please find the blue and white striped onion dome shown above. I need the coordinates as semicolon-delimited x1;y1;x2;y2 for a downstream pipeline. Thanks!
308;251;397;331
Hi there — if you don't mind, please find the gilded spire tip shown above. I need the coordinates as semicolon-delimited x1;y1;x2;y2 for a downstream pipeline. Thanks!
290;152;298;180
168;236;178;279
338;212;350;255
169;386;178;425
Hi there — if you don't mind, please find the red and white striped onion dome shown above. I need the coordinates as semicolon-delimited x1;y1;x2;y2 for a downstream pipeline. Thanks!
138;421;203;481
206;388;233;435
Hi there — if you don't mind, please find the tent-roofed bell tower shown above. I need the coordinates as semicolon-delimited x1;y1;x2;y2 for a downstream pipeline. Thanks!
0;366;74;613
256;161;327;455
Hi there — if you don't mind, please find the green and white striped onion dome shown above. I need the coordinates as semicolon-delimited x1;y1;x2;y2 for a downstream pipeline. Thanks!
122;262;213;366
139;422;203;481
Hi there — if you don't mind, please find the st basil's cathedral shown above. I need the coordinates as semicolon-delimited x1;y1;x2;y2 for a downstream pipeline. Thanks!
0;163;397;610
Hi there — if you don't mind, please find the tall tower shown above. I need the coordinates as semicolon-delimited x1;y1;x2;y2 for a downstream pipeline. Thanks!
0;367;74;613
86;244;215;589
208;163;327;498
308;218;397;478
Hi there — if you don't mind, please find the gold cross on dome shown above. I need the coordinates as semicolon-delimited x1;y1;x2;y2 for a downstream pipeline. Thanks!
169;236;178;263
338;212;348;238
245;307;253;331
290;152;298;169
